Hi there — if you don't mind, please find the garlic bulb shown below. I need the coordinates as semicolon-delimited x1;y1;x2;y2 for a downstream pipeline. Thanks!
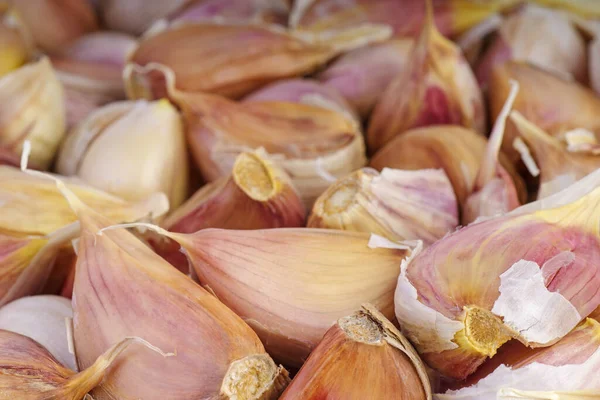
280;304;432;399
318;39;412;118
8;0;97;52
367;0;485;153
489;61;600;164
125;22;391;100
168;0;290;26
437;318;600;398
476;5;587;88
0;57;65;170
64;183;289;399
394;170;600;380
50;31;137;129
308;168;458;246
56;100;188;209
0;295;75;370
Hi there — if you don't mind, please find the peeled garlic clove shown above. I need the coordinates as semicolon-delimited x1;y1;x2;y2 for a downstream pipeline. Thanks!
0;330;172;399
169;82;365;207
489;61;600;164
99;0;189;35
318;39;412;118
0;5;32;78
0;295;75;370
367;0;485;153
476;5;587;88
125;22;391;100
438;318;600;398
169;0;290;26
56;99;188;209
0;166;169;236
290;0;518;37
308;168;458;246
395;170;600;380
462;80;521;224
50;31;137;129
0;57;65;169
151;228;411;367
64;184;288;399
243;78;359;123
510;111;599;199
280;304;432;400
156;151;305;272
9;0;97;52
369;126;525;215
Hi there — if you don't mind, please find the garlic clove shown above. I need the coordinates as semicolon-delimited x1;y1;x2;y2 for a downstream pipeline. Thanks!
367;0;485;154
0;57;65;170
462;80;521;224
475;5;587;89
317;39;412;118
279;304;432;400
437;318;600;398
155;151;305;272
153;228;412;367
531;0;600;18
0;166;169;236
0;5;32;78
163;75;365;207
50;31;137;129
99;0;190;35
369;126;526;217
56;99;189;209
395;169;600;380
0;330;173;399
308;168;458;246
52;181;291;399
168;0;290;26
510;111;599;199
290;0;519;38
125;22;391;100
489;61;600;164
0;295;75;370
9;0;97;52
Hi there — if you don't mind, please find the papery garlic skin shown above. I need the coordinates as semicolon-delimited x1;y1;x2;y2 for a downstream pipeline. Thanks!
56;99;188;209
318;39;412;118
9;0;97;52
99;0;189;35
308;168;458;246
280;304;431;400
0;57;65;170
169;0;290;26
165;228;410;367
0;295;76;370
395;172;600;380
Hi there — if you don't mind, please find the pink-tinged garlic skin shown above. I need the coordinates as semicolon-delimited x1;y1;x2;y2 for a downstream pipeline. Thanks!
396;185;600;380
170;0;290;25
476;5;587;89
99;0;189;35
318;39;412;118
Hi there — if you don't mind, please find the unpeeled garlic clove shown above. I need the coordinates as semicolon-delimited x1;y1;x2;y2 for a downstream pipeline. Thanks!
280;304;432;400
0;330;172;399
0;295;75;370
50;31;138;129
168;0;290;26
155;151;306;272
394;170;600;380
290;0;519;38
437;318;600;398
317;39;412;118
475;5;587;88
0;57;65;170
56;99;189;209
531;0;600;18
98;0;190;35
489;61;600;164
8;0;97;52
64;182;288;399
0;5;32;78
510;111;600;199
125;22;391;100
308;168;458;246
142;227;411;368
0;166;169;236
367;0;485;153
369;126;526;218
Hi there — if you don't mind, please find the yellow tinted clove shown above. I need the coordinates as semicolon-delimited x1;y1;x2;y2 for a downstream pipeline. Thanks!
0;5;31;78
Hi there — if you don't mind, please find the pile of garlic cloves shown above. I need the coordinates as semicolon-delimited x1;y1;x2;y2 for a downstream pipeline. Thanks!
3;0;600;398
